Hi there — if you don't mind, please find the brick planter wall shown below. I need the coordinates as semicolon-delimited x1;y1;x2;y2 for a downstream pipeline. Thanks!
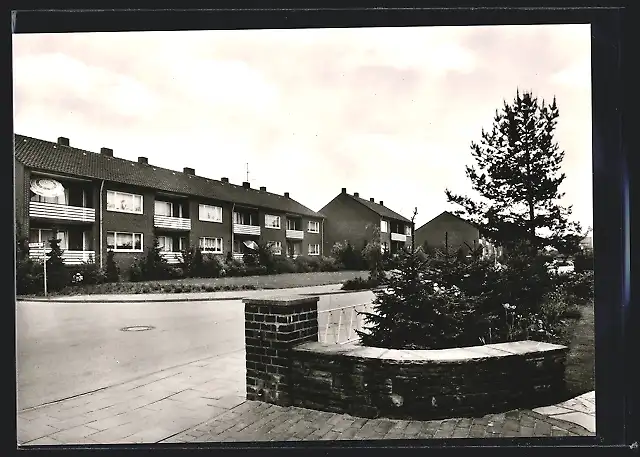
243;295;319;407
291;341;569;420
243;295;569;421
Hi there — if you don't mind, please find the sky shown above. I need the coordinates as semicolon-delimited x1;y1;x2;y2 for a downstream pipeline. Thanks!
12;24;592;229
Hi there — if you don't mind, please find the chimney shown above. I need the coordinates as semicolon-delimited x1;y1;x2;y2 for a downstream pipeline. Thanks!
242;182;250;189
183;167;195;175
221;177;229;183
370;198;375;202
57;137;69;146
138;156;148;164
379;200;384;206
100;147;113;157
284;192;290;198
341;187;347;194
354;192;359;198
260;186;266;191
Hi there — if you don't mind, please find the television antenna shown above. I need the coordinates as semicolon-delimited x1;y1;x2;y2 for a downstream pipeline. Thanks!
246;163;249;182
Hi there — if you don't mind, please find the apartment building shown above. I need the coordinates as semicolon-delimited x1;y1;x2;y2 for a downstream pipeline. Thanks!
319;188;412;255
14;134;324;270
414;211;501;259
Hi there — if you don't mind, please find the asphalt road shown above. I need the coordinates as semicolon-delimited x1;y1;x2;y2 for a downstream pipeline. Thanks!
16;290;374;411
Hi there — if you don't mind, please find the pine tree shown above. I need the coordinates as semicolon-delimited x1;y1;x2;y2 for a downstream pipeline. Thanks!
141;238;169;280
445;90;584;255
46;234;70;291
104;249;120;282
357;249;480;350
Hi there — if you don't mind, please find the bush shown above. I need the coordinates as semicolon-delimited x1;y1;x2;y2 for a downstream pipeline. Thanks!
138;238;170;281
558;270;594;304
273;256;297;274
225;258;246;277
16;258;44;295
104;250;120;283
128;258;144;282
293;255;323;273
318;256;341;272
573;251;594;272
341;276;378;291
69;262;105;286
201;254;224;278
332;241;366;270
45;237;71;292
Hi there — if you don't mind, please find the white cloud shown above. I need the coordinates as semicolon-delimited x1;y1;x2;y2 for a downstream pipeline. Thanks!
550;57;592;89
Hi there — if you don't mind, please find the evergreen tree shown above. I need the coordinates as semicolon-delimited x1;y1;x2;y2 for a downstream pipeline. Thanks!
445;90;584;255
357;249;480;349
46;234;70;291
141;238;169;280
362;224;385;284
104;249;120;282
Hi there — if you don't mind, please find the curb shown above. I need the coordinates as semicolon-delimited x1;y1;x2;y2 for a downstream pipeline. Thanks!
16;288;369;304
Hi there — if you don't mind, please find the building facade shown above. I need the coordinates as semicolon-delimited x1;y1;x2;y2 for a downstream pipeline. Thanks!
15;134;324;270
414;211;501;259
319;188;412;255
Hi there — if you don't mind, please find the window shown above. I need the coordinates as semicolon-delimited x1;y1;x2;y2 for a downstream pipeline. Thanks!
308;221;320;233
268;241;282;255
234;211;256;225
155;201;173;217
405;225;412;236
200;237;223;253
106;232;143;251
381;241;389;253
265;215;281;229
157;236;173;252
199;204;223;222
287;219;301;231
380;220;389;233
308;244;320;256
29;228;68;250
107;190;143;214
287;241;302;256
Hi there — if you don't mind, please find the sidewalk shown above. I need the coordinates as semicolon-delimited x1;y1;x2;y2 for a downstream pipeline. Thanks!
17;349;594;446
16;283;352;303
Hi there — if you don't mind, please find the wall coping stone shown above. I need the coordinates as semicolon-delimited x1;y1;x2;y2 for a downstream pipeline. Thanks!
243;295;320;307
293;340;567;363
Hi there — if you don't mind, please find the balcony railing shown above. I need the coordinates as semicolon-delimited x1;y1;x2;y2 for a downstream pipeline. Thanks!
391;232;407;242
29;250;95;265
154;215;191;231
29;202;95;223
286;229;304;240
159;251;183;264
234;224;261;236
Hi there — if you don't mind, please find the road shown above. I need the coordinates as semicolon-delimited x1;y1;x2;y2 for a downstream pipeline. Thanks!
16;290;374;411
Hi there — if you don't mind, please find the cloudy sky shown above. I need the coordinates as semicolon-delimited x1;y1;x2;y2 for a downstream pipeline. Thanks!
12;24;592;229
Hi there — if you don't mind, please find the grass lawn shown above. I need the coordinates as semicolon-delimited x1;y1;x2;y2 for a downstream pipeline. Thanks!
35;270;371;297
563;300;595;399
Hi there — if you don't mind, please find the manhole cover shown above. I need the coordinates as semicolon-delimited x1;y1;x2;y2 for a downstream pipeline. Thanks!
120;325;155;332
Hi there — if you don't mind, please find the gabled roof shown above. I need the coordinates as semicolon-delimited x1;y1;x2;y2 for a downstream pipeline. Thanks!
14;134;323;218
344;193;411;223
416;210;478;231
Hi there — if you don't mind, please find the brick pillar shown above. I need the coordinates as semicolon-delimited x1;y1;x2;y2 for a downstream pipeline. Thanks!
243;295;319;407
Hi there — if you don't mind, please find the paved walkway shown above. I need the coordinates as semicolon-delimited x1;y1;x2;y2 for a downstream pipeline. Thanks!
17;284;347;303
17;349;594;446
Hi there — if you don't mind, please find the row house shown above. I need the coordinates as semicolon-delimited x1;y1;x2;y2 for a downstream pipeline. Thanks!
319;188;413;255
414;211;501;259
14;134;324;269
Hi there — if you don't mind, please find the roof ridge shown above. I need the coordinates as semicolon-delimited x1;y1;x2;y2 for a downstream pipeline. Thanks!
345;192;410;223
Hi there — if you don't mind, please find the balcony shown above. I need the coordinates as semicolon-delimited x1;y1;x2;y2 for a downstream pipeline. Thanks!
29;250;95;265
391;233;407;242
286;230;304;240
154;215;191;231
234;224;261;236
159;252;183;264
29;202;95;223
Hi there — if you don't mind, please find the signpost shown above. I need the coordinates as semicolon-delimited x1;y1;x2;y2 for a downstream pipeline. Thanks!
29;242;47;297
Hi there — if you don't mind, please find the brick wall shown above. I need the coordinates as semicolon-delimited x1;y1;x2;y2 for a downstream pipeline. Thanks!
242;297;569;421
189;199;232;254
243;296;319;406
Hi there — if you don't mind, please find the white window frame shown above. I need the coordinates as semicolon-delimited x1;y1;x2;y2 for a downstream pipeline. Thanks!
199;237;223;253
106;231;143;252
106;190;144;214
380;220;389;233
308;243;320;256
308;220;320;233
381;241;389;253
405;224;412;236
265;214;281;229
268;241;282;255
29;228;69;250
155;200;173;217
199;204;223;223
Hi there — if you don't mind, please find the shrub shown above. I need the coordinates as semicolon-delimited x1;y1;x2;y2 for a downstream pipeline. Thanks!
166;267;185;279
273;256;297;274
225;258;246;277
318;256;340;272
104;250;120;283
128;258;144;282
46;236;71;292
16;258;44;295
69;262;105;286
341;276;378;291
201;254;224;278
293;255;323;273
558;270;594;304
331;241;366;270
138;238;170;281
573;251;594;272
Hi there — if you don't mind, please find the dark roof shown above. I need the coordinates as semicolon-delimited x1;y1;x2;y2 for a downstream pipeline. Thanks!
347;194;411;223
416;211;478;231
14;134;323;218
